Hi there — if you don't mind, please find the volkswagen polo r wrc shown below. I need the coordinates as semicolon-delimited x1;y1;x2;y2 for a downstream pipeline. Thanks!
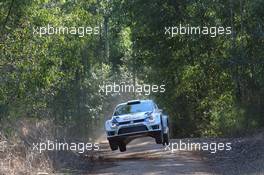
105;100;169;152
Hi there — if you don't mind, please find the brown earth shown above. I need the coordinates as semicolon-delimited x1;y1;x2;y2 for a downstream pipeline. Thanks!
1;121;264;175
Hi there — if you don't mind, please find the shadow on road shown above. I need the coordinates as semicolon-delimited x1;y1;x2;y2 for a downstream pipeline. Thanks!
88;137;213;175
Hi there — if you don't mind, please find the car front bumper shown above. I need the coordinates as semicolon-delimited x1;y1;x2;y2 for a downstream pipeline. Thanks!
107;129;162;142
106;121;162;142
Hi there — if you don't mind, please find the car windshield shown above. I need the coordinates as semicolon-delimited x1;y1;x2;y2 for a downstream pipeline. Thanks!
114;101;154;116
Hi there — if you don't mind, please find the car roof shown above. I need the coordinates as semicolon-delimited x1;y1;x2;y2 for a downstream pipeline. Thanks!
117;99;154;107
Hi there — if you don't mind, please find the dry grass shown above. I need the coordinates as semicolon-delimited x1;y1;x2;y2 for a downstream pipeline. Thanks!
0;119;54;175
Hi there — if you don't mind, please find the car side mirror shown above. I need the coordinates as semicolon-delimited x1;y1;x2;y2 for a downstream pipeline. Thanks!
158;109;163;113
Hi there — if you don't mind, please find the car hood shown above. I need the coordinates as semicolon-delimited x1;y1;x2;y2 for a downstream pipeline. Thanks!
113;111;152;122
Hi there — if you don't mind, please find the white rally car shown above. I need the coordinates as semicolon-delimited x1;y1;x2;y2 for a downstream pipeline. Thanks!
105;100;169;152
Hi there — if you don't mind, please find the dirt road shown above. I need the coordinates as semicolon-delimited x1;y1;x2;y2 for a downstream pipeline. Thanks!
52;131;264;175
88;137;213;175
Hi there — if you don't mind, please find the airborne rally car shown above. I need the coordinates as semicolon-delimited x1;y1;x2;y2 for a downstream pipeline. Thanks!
105;100;169;152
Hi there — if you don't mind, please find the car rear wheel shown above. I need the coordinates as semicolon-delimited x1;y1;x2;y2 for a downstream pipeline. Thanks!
163;119;170;145
156;116;164;144
163;132;169;145
109;141;118;151
119;142;126;152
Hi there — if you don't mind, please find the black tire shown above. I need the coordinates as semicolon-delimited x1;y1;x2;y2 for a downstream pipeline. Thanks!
155;130;164;144
155;136;162;144
119;142;126;152
163;132;169;145
109;141;118;151
163;119;170;145
156;116;164;144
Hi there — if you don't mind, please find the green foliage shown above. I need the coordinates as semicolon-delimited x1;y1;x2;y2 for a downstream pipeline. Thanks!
119;0;264;137
1;0;263;137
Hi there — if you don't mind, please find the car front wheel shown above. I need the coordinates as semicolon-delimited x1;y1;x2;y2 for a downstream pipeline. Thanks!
119;142;126;152
109;141;118;151
155;131;164;144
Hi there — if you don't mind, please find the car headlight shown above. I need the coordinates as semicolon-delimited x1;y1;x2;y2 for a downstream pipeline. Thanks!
110;118;119;128
110;122;118;128
145;114;155;122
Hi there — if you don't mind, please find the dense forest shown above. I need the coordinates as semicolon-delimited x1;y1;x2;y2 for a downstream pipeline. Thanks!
1;0;264;138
